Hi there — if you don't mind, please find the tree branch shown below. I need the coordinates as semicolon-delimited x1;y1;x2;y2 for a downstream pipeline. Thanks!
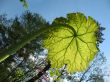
27;62;51;82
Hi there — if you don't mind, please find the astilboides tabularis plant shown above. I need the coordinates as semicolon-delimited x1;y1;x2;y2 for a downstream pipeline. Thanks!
0;12;102;81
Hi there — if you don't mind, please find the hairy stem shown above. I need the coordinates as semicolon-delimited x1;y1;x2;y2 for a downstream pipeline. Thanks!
0;24;76;62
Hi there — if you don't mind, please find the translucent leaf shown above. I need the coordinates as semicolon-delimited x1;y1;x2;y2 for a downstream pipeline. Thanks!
49;69;60;77
43;12;99;73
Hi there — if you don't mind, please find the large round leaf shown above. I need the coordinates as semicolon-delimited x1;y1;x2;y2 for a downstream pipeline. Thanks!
43;12;99;73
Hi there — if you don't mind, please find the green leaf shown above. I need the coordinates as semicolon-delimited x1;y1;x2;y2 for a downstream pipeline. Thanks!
43;12;99;73
20;0;28;8
49;69;61;82
49;69;60;77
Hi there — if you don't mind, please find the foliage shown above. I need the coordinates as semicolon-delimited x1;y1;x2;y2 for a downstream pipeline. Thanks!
20;0;28;8
43;12;99;73
0;11;49;62
0;11;48;82
0;11;104;82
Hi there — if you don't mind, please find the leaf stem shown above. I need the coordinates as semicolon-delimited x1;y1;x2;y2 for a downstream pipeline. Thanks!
0;24;76;62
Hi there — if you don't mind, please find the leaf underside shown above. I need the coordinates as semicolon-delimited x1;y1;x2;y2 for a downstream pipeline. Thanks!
43;12;99;73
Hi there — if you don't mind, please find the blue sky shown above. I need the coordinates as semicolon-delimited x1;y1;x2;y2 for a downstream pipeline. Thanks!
0;0;110;64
